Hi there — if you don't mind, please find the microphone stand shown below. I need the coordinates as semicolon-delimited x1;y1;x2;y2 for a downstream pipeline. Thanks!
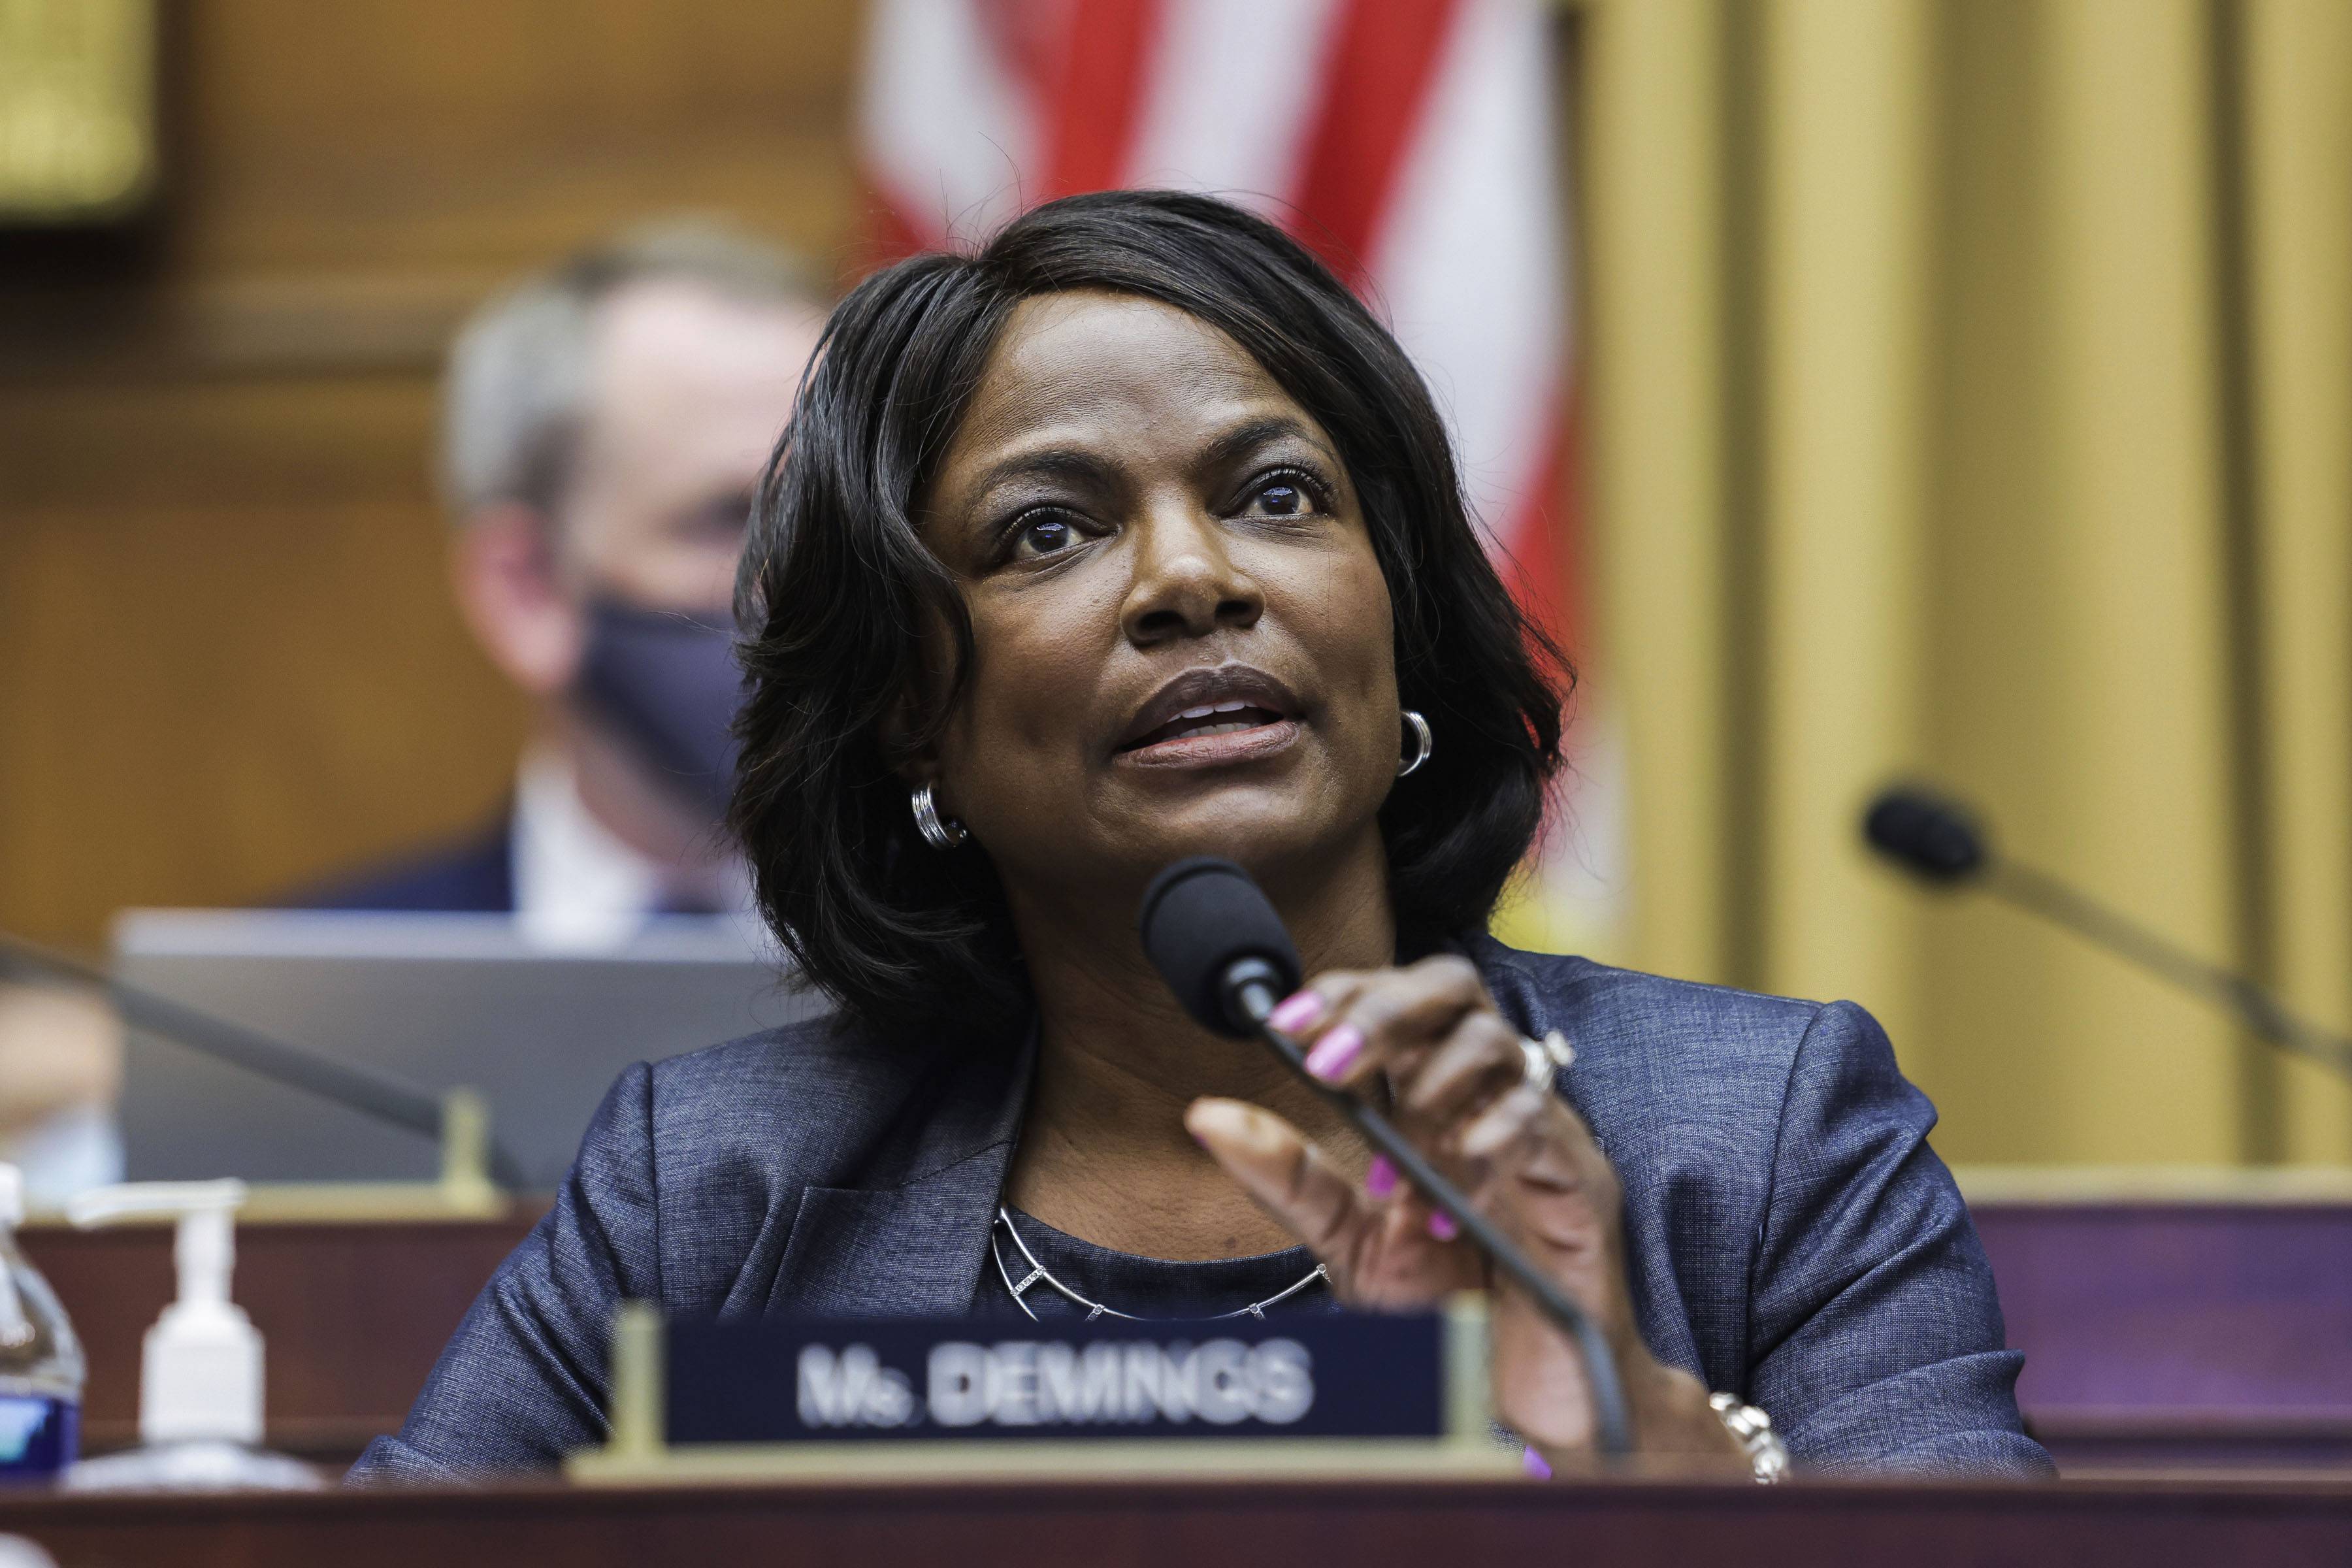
0;930;527;1191
1984;862;2352;1081
1223;956;1636;1461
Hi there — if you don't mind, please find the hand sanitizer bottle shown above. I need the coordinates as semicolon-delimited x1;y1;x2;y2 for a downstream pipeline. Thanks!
0;1164;84;1481
61;1181;318;1491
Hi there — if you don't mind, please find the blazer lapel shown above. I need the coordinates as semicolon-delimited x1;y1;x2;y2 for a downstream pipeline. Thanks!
765;1156;1015;1316
763;1023;1036;1318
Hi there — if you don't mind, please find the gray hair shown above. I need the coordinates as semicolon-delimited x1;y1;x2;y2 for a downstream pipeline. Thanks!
439;220;828;519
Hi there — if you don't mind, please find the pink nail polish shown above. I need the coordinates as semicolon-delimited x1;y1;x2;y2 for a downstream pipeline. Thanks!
1303;1024;1364;1082
1428;1209;1460;1242
1522;1446;1553;1480
1364;1154;1397;1198
1267;990;1325;1034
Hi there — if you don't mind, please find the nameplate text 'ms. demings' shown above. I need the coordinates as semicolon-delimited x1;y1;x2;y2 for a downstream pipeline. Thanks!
664;1313;1449;1445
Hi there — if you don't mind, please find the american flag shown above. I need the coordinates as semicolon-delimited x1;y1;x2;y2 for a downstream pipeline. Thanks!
857;0;1620;953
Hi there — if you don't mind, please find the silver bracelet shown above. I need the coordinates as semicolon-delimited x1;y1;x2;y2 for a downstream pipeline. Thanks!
1708;1393;1791;1484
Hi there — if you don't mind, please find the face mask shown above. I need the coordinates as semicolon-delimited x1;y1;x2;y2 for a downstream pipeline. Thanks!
574;596;745;826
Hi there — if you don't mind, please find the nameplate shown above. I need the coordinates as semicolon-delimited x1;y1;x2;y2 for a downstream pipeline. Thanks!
664;1312;1452;1445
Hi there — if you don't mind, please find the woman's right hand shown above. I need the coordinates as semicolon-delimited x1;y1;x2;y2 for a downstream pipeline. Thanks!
1184;954;1745;1470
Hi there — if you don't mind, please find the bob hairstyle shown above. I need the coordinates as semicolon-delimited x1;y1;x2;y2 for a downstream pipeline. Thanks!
732;189;1569;1042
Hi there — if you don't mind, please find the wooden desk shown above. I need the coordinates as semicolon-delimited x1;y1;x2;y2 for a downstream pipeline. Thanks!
1967;1173;2352;1473
1;1474;2349;1568
16;1179;2352;1480
19;1206;544;1464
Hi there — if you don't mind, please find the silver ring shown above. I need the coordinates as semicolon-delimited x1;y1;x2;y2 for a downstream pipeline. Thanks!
1519;1029;1573;1092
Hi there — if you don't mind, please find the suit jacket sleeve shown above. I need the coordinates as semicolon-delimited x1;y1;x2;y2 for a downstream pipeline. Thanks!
346;1062;659;1482
1746;1001;2052;1476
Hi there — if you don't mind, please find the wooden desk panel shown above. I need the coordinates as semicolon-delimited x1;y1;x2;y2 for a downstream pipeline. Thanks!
2;1476;2350;1568
16;1194;2352;1480
1971;1196;2352;1472
19;1209;542;1462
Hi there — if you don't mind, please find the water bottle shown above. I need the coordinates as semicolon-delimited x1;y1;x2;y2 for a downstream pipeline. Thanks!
0;1166;83;1480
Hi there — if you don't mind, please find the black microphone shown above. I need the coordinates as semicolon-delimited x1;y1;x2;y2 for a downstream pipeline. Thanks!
1863;789;1987;882
1863;786;2352;1080
1138;857;1633;1460
0;930;527;1190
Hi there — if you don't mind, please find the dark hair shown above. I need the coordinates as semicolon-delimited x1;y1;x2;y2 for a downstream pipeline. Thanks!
732;189;1569;1042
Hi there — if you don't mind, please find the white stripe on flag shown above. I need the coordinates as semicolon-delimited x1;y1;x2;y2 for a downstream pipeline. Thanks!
1119;0;1347;216
858;0;1039;244
1365;0;1567;546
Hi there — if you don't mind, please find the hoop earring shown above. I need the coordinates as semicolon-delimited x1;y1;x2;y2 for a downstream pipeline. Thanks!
911;781;970;849
1397;711;1433;778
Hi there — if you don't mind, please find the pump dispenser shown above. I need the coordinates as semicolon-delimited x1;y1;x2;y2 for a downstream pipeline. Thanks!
63;1181;318;1491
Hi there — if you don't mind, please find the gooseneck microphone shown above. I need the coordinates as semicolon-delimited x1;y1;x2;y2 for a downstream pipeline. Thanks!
0;930;527;1189
1864;787;2352;1081
1138;857;1633;1460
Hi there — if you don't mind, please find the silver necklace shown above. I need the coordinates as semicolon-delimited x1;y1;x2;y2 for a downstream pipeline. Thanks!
990;1206;1329;1322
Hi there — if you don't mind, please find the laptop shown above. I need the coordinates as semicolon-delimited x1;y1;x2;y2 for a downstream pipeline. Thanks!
112;909;826;1189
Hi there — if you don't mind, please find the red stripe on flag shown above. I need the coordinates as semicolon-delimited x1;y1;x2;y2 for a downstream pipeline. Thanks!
1041;0;1166;198
1284;0;1462;289
977;0;1063;100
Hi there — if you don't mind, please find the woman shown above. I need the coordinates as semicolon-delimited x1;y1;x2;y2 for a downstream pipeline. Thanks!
355;191;2048;1481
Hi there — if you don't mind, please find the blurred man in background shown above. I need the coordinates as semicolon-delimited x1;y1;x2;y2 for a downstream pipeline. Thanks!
4;227;826;1194
302;223;828;949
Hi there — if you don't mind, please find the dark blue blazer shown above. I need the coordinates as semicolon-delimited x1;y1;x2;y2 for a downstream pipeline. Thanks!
287;821;514;913
351;939;2051;1480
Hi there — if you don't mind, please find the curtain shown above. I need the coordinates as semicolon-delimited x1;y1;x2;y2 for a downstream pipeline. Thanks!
1577;0;2352;1166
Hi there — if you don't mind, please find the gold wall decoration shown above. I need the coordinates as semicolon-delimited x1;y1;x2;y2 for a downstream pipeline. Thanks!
0;0;155;221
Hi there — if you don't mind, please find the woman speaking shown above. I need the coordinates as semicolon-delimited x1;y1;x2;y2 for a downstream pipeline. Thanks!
355;191;2048;1481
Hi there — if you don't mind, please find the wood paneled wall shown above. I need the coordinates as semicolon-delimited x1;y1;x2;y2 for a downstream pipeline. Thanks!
0;1;865;949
